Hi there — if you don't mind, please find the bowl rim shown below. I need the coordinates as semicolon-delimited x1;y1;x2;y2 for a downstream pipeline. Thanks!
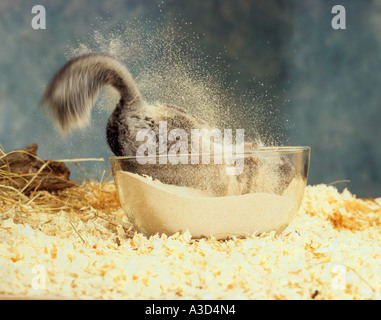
109;146;311;161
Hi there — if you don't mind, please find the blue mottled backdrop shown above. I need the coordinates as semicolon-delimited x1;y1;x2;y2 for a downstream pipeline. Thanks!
0;0;380;197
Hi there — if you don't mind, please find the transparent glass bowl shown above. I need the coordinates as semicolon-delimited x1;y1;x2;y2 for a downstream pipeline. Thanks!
110;146;310;239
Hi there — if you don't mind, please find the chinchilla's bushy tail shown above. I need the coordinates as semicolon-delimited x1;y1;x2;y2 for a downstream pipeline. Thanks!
42;53;144;132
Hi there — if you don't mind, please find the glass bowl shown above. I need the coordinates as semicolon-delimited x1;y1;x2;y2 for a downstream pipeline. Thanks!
110;146;310;239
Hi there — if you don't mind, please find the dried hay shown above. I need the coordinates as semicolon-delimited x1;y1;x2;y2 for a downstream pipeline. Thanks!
0;150;380;300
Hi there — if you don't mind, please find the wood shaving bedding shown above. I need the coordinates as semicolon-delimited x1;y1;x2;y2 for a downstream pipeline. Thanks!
0;181;380;300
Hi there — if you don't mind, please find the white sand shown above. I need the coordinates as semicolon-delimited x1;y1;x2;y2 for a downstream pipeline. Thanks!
115;171;304;239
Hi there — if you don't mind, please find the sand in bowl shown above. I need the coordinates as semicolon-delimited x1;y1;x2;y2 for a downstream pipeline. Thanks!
115;171;304;239
111;147;309;240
